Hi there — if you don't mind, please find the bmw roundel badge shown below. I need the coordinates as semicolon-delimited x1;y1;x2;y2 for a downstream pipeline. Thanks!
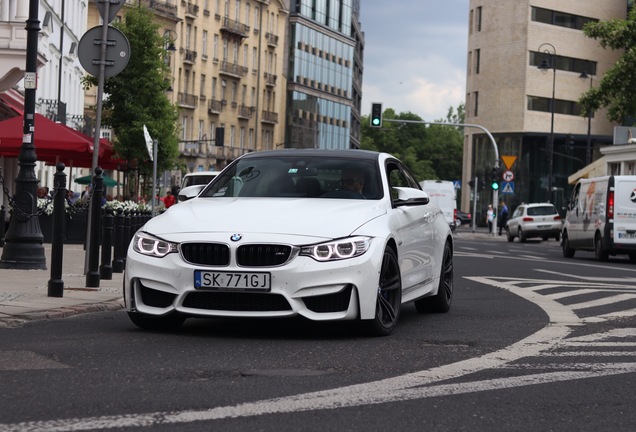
230;234;242;242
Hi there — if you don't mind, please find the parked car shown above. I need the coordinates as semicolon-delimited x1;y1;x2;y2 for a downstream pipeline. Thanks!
562;175;636;261
505;203;562;242
455;210;472;227
125;149;454;336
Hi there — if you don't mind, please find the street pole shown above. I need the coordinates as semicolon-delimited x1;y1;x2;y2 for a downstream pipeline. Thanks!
538;43;557;203
0;0;46;270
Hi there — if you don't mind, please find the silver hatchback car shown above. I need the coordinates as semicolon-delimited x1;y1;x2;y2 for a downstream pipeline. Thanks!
506;203;562;242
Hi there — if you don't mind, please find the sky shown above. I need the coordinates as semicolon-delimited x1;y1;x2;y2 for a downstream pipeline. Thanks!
359;0;469;121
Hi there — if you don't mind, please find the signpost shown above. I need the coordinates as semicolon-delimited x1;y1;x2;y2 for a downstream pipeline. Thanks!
78;0;129;285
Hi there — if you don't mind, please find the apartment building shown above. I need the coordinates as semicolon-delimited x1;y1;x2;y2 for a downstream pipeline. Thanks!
464;0;626;215
285;0;364;150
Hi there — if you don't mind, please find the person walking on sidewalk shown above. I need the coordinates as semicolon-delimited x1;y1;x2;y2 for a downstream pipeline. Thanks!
486;204;495;235
497;199;509;236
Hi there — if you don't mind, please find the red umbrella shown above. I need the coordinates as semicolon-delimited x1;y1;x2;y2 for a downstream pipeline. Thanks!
0;114;123;169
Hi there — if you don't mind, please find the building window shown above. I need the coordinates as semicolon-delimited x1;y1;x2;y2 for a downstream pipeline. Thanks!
202;31;208;58
529;51;597;76
527;96;586;116
213;34;219;60
473;91;479;117
531;7;598;30
476;6;482;32
475;49;480;74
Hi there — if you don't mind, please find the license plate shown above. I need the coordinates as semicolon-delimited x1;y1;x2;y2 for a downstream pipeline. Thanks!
537;225;549;229
194;271;271;291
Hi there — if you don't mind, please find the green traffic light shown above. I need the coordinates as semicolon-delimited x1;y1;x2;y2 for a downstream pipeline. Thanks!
491;182;499;190
372;118;380;126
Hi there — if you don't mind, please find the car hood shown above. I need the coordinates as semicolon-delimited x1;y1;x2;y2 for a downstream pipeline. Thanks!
144;198;387;239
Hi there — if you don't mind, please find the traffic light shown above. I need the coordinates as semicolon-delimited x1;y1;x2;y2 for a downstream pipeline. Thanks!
490;167;500;190
370;103;383;128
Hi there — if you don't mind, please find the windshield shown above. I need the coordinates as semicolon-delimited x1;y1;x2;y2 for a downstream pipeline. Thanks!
199;155;383;200
182;174;218;188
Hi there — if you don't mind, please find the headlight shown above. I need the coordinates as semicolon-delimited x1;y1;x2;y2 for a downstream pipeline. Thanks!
300;236;371;262
132;232;177;258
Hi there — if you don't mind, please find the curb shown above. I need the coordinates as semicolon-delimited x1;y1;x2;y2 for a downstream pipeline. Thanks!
0;298;125;329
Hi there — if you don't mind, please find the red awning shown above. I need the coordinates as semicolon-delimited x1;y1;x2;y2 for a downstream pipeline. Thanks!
0;113;123;169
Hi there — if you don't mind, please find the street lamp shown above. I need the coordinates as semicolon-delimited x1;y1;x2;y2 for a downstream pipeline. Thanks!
538;42;556;202
579;70;593;165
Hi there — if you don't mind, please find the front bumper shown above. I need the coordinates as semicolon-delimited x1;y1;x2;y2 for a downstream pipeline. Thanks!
124;236;385;322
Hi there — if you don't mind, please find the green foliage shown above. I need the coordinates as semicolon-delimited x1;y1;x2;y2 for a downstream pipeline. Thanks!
580;7;636;123
361;103;464;182
84;7;180;174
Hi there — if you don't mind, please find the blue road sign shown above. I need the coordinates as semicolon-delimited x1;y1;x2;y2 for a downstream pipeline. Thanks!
501;181;515;194
453;180;461;190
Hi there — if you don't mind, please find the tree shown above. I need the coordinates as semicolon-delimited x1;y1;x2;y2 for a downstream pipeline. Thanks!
361;103;464;181
84;7;180;178
579;7;636;123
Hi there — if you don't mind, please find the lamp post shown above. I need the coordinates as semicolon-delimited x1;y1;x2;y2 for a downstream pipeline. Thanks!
538;43;556;202
579;70;593;165
0;0;46;270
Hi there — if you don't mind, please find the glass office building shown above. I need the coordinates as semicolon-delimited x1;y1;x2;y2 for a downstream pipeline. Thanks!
286;0;364;149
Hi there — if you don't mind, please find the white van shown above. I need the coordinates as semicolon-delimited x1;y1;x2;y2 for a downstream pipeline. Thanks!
562;175;636;261
178;171;221;202
420;180;457;231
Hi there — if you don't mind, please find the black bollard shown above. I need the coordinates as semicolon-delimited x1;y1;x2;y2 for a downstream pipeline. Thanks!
85;167;104;287
47;163;66;297
112;208;125;273
123;210;132;266
0;205;6;247
100;207;113;279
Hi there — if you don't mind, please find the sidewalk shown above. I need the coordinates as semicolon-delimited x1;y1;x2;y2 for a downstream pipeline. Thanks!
0;243;124;328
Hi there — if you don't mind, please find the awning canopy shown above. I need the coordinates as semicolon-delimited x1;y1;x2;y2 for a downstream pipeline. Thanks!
0;113;123;169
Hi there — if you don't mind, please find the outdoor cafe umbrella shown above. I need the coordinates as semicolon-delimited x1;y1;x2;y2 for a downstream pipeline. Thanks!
74;173;119;187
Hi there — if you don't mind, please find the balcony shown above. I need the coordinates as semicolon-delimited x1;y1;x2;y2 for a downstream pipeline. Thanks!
265;32;279;47
183;49;197;64
177;92;198;109
219;60;248;78
182;1;199;18
264;72;277;87
238;104;255;119
144;0;178;19
208;98;224;114
261;110;278;124
220;17;249;39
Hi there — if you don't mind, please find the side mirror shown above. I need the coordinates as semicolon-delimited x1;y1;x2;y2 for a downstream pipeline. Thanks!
392;187;430;207
177;184;205;202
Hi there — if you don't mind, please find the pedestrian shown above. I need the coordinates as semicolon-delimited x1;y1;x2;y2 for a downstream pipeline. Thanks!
162;190;176;208
486;204;494;235
498;199;509;235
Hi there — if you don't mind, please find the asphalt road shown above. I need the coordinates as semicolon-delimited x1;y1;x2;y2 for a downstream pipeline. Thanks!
0;233;634;431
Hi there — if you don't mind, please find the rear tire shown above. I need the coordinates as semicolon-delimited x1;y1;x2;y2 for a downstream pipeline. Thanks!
519;228;527;243
594;233;609;261
128;312;186;331
415;241;453;313
555;232;561;242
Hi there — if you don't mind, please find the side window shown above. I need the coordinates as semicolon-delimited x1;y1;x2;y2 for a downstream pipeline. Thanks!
386;162;409;200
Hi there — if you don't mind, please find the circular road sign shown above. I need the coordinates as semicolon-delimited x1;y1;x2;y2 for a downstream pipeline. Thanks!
78;26;130;79
502;170;514;182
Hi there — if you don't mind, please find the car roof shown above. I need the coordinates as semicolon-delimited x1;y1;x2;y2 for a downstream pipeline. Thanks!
237;149;385;162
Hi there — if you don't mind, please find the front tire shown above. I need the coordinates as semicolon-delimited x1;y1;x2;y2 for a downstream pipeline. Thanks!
562;232;575;258
415;241;453;313
361;247;402;337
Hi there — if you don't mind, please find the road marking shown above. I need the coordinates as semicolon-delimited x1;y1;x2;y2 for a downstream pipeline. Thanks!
569;293;636;310
1;276;634;431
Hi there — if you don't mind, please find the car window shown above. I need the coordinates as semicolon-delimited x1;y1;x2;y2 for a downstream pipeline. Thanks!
199;155;383;200
527;205;557;216
512;207;524;218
